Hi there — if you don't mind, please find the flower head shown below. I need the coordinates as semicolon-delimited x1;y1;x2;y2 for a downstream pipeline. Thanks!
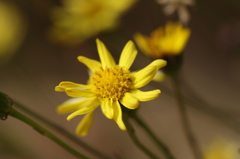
204;137;240;159
49;0;137;45
0;1;26;64
134;22;191;59
55;39;166;136
0;92;12;120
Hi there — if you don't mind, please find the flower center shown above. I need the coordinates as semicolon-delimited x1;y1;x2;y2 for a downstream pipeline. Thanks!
90;66;132;101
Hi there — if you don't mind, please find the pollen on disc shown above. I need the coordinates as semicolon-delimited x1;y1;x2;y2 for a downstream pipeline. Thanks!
90;66;132;101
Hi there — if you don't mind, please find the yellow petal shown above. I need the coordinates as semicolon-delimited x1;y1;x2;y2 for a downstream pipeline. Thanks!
113;101;126;130
152;70;166;82
55;86;66;92
159;22;191;54
150;59;167;69
65;88;95;98
132;66;158;89
101;99;114;119
132;59;167;88
96;39;116;68
119;40;138;70
55;81;90;92
134;33;152;56
131;69;166;82
77;56;101;72
57;97;95;113
130;89;161;101
173;29;190;52
75;111;94;136
120;92;139;109
67;97;100;120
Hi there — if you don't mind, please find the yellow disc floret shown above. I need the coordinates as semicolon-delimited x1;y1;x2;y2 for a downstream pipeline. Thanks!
90;66;132;101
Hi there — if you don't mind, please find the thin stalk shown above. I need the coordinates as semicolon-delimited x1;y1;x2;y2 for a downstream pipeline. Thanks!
156;82;240;134
10;108;90;159
13;101;112;159
171;77;202;159
122;108;160;159
130;111;176;159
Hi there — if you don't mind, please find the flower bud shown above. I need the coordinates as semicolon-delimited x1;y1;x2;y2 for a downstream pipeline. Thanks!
0;92;12;120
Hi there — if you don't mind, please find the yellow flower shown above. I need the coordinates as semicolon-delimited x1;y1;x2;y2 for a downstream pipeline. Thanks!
134;22;191;59
55;39;166;136
0;1;26;64
204;138;240;159
49;0;137;45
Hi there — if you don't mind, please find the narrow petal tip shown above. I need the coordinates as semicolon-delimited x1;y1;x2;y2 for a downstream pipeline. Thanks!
77;56;84;62
152;59;167;69
56;107;63;113
96;38;116;67
75;112;94;136
119;40;138;69
55;86;64;91
96;38;101;44
67;115;73;121
77;56;102;72
130;89;161;102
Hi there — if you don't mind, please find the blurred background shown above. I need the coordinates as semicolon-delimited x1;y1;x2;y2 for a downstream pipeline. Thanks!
0;0;240;158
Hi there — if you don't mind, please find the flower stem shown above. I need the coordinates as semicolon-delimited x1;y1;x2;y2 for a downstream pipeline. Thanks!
171;77;202;159
122;107;160;159
157;81;240;137
130;111;176;159
13;101;112;159
9;108;90;159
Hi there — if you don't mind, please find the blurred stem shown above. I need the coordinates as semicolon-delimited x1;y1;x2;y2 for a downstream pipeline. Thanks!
181;80;240;133
9;108;90;159
130;111;176;159
171;76;202;159
13;101;112;159
157;81;240;136
122;107;160;159
0;136;33;159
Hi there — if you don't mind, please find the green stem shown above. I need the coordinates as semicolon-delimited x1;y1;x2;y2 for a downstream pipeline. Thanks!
13;101;112;159
9;108;90;159
171;77;202;159
122;108;160;159
130;111;176;159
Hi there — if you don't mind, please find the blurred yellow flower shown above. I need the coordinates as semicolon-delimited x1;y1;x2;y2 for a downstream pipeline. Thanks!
55;39;166;136
0;1;26;64
50;0;137;45
134;22;191;59
204;138;240;159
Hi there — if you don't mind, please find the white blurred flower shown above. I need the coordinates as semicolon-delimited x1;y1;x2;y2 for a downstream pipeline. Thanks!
157;0;194;24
